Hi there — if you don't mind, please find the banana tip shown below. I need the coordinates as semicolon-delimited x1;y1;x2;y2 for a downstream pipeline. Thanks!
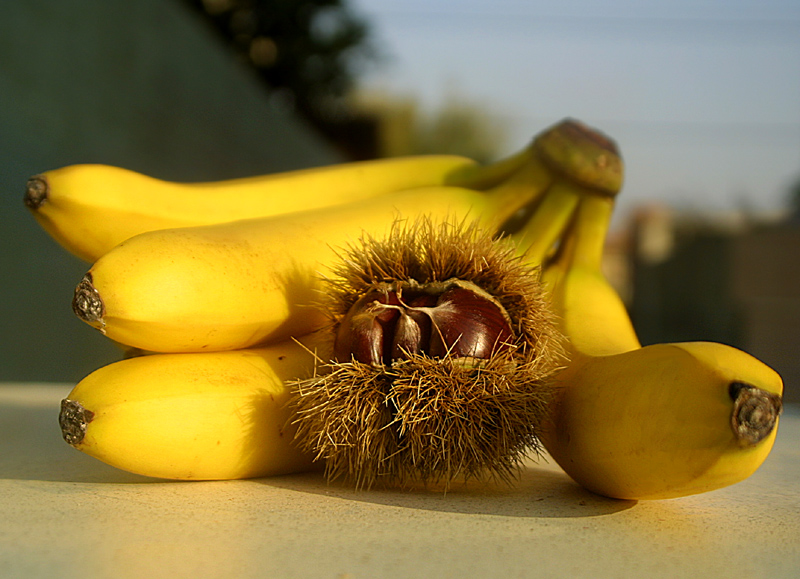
24;175;48;210
59;399;94;446
730;382;783;446
72;273;106;331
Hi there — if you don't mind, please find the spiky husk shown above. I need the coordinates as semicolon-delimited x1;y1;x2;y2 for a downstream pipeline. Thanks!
291;217;565;489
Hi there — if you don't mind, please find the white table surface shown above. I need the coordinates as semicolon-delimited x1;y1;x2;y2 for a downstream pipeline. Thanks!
1;382;798;579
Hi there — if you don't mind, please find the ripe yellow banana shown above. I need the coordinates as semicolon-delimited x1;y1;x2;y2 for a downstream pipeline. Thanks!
543;338;783;500
25;154;498;262
72;181;541;353
59;333;329;480
539;194;640;355
530;189;784;499
70;120;616;354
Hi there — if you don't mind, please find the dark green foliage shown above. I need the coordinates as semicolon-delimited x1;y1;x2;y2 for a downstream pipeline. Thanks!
184;0;376;128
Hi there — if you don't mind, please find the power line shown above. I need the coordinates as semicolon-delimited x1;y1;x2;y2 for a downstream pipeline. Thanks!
358;7;800;42
356;3;800;25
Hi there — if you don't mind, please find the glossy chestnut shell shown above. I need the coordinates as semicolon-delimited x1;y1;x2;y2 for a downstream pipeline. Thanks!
334;279;514;367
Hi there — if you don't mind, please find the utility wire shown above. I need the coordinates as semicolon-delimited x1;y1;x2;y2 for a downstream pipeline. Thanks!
356;6;800;41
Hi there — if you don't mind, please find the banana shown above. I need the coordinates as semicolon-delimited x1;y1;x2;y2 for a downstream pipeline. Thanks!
510;180;582;266
539;194;641;355
543;339;783;500
528;187;784;499
61;118;780;494
25;154;503;262
71;182;543;353
69;120;614;354
59;333;329;480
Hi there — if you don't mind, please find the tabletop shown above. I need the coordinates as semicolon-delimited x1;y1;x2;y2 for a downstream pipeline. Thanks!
1;382;798;579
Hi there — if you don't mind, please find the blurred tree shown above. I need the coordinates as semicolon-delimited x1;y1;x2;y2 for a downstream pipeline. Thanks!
352;90;509;164
410;95;508;165
184;0;379;158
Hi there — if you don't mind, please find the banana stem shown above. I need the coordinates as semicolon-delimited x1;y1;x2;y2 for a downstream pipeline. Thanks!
538;191;614;292
446;142;537;190
513;181;582;267
481;155;556;229
568;193;615;273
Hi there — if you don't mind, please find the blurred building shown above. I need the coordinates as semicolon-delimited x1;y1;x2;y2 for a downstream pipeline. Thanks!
730;223;800;405
622;205;799;403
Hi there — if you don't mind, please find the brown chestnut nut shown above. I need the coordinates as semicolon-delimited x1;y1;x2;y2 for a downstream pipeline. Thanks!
334;280;513;367
425;282;513;360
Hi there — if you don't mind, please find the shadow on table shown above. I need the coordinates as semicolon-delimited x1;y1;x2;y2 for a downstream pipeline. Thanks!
257;462;637;519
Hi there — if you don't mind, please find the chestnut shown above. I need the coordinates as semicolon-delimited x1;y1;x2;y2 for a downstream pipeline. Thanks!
334;280;513;366
291;217;564;490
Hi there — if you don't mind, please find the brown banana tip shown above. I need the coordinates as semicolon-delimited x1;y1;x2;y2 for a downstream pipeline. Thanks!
24;175;49;210
59;398;94;446
72;273;106;330
729;382;783;447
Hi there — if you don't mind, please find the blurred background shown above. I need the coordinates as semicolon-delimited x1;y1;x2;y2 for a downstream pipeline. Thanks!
2;0;798;401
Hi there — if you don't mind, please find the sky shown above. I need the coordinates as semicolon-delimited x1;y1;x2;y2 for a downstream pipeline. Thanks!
348;0;800;226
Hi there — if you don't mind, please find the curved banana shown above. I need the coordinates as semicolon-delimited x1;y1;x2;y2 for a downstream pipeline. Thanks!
510;180;582;266
539;194;640;355
71;182;542;353
25;154;496;262
529;187;783;499
59;333;329;480
69;120;610;354
544;339;783;500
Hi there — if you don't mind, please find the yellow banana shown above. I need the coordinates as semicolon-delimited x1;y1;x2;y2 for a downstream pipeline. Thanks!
529;186;784;499
71;182;541;353
543;338;783;500
25;154;501;262
59;333;329;480
69;120;611;354
539;194;641;355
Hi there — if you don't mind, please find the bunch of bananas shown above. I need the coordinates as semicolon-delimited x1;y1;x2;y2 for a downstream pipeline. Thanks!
26;118;783;499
